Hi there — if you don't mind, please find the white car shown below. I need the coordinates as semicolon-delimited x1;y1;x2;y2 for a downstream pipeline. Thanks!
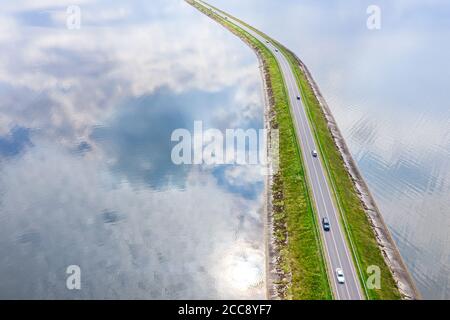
312;149;318;157
336;268;345;284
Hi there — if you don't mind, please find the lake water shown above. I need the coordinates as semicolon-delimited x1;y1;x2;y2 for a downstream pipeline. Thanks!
2;0;449;300
0;0;266;299
209;0;450;299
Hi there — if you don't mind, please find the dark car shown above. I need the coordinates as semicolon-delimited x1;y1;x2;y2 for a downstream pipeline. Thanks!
296;95;301;100
322;217;330;231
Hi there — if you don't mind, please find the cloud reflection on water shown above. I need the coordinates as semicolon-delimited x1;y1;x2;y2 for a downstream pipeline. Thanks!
0;0;265;298
209;0;450;298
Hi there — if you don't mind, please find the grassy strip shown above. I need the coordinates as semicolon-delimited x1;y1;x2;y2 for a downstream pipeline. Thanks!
189;0;332;299
283;49;401;300
195;0;401;300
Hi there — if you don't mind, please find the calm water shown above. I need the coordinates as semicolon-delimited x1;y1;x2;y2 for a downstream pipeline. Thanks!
210;0;450;299
2;0;449;300
0;0;266;299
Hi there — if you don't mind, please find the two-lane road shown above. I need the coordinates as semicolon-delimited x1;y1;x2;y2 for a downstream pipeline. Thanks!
195;0;364;300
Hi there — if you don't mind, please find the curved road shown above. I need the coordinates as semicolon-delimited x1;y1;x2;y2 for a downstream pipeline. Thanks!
194;0;364;300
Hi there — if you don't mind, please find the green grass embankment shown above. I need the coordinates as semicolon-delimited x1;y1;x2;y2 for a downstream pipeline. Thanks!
283;49;401;300
189;0;332;299
199;1;402;299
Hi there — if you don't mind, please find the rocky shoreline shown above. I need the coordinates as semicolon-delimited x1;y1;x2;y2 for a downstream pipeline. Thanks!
189;0;420;300
186;1;288;297
285;48;421;300
257;54;286;300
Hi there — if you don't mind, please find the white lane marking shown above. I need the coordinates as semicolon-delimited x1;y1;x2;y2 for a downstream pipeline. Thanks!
275;54;341;300
236;24;345;299
277;54;362;300
313;154;364;298
287;98;339;297
280;57;354;298
233;18;351;300
200;2;362;299
280;57;362;298
278;56;351;299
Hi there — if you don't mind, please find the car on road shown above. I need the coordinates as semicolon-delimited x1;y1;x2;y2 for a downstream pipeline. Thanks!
275;48;278;52
265;40;269;43
322;217;330;231
336;268;345;284
312;149;318;157
296;95;300;100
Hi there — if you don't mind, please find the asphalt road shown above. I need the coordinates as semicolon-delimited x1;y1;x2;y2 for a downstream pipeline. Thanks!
196;0;364;300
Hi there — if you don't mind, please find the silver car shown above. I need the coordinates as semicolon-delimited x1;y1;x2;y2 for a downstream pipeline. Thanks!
336;268;345;284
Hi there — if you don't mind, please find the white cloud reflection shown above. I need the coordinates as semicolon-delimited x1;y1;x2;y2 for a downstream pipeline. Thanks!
0;141;264;298
0;0;259;139
208;0;450;298
0;0;266;298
